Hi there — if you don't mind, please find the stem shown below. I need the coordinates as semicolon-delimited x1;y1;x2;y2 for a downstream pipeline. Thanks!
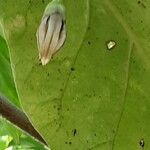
0;95;47;146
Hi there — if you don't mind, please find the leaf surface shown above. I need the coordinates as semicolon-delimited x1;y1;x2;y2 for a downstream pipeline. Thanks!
1;0;150;149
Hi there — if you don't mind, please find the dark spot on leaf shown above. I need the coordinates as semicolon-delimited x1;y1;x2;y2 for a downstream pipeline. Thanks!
67;108;69;111
137;0;141;4
42;0;45;4
88;27;91;30
88;41;91;45
133;60;136;64
69;141;72;145
139;139;144;147
94;133;97;136
47;73;50;76
60;88;63;92
73;129;77;136
71;67;75;71
57;107;60;111
65;141;68;144
86;140;89;143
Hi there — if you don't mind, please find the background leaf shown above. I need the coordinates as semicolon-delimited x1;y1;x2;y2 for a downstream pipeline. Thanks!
0;0;150;149
0;36;19;107
0;32;21;147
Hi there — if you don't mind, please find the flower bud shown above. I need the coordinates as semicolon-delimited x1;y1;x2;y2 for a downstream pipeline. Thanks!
36;0;66;65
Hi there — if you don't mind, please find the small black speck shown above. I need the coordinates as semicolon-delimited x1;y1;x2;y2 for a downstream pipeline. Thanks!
42;0;45;4
47;73;50;76
133;60;136;64
57;107;61;111
139;139;144;147
65;141;68;144
73;129;77;136
71;67;75;71
138;0;141;4
94;133;97;136
60;88;63;92
67;108;69;111
69;141;72;145
88;41;91;45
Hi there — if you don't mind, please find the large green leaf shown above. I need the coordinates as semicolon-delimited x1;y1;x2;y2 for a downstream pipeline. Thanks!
0;0;150;149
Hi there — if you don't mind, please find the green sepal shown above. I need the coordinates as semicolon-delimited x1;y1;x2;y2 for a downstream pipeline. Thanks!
44;0;65;21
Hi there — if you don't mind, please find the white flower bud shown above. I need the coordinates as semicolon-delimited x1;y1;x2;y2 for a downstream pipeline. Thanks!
36;1;66;65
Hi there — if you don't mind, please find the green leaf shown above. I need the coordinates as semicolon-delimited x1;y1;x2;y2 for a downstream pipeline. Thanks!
8;134;46;150
0;134;12;150
0;36;20;107
0;32;21;146
1;0;150;149
0;117;20;146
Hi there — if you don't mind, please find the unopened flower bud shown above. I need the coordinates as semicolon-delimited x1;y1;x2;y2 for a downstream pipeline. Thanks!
36;0;66;65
